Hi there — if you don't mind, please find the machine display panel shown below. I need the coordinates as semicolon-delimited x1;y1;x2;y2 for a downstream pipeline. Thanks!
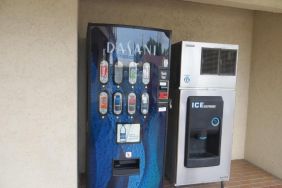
116;123;141;144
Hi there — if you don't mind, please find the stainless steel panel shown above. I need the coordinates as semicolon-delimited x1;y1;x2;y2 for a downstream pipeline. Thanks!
179;41;238;89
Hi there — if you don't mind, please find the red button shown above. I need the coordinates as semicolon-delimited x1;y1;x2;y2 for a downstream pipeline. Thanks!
159;92;168;99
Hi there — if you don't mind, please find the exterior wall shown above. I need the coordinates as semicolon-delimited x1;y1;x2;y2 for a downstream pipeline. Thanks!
245;11;282;179
78;0;253;165
0;0;78;187
0;0;260;186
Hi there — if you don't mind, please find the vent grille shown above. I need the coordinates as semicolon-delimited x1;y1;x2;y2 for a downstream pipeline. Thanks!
201;48;219;75
201;48;237;76
219;50;237;75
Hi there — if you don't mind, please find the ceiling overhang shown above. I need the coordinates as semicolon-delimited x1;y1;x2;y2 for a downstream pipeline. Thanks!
184;0;282;13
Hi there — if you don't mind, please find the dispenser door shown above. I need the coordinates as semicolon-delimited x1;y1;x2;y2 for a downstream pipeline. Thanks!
184;96;223;168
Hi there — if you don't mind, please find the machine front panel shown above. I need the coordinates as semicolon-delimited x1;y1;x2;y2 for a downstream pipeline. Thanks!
87;24;170;188
185;96;223;168
176;89;235;186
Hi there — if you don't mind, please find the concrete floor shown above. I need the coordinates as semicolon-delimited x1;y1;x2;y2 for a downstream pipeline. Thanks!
164;160;282;188
80;160;282;188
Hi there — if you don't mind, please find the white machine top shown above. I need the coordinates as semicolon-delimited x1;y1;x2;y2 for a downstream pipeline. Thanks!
179;41;239;90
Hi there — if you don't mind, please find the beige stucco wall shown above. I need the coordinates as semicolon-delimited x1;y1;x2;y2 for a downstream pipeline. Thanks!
0;0;78;188
245;12;282;178
79;0;253;160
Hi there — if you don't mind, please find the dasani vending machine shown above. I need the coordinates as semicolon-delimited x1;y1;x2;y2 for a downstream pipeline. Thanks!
87;24;171;188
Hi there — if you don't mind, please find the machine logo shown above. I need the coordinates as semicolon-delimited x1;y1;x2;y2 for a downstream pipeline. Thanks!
192;102;216;109
184;75;191;83
192;102;204;108
107;41;156;56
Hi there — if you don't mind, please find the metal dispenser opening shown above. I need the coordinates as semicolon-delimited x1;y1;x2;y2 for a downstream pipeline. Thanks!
112;159;140;176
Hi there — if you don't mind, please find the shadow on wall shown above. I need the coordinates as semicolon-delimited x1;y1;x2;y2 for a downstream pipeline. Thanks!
78;37;87;180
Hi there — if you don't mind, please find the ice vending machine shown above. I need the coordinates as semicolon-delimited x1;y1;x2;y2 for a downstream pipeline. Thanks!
166;41;238;186
87;24;171;188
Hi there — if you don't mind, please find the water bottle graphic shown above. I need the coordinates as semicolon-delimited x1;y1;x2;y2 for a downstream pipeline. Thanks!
99;91;108;115
99;49;109;84
129;62;137;84
141;92;149;115
113;92;122;115
99;60;109;84
114;61;123;85
142;62;150;85
128;93;136;115
120;125;127;143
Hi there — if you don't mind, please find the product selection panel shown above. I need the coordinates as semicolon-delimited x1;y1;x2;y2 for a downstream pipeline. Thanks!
98;60;151;118
98;58;169;144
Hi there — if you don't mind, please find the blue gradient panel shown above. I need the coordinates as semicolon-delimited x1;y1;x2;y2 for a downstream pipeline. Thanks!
87;24;171;188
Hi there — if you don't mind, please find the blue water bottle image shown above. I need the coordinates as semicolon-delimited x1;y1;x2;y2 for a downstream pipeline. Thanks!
120;125;127;143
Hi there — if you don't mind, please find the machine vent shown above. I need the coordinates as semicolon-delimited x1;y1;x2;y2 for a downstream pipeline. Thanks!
219;49;237;75
201;48;237;76
201;48;219;75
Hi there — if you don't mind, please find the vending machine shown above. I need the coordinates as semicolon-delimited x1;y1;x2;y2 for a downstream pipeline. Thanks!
87;23;171;188
166;41;238;186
